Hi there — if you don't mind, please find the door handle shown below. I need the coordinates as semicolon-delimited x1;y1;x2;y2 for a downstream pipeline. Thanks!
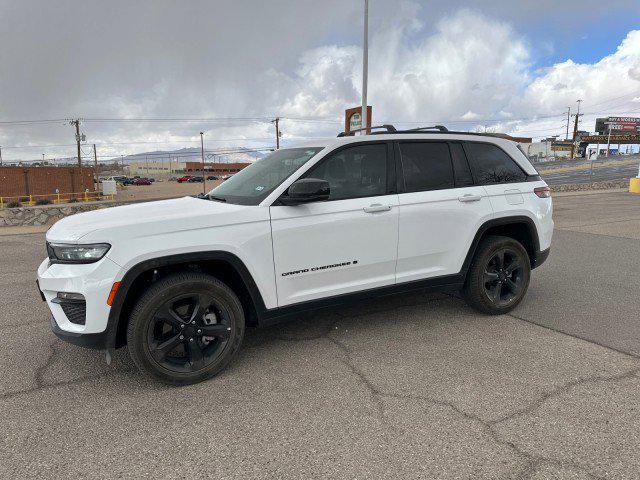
363;204;392;213
458;194;482;203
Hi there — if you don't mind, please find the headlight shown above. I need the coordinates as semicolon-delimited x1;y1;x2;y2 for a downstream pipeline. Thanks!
47;242;111;264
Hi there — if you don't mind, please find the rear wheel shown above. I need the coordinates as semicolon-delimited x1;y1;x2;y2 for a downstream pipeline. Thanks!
463;235;531;315
127;272;245;385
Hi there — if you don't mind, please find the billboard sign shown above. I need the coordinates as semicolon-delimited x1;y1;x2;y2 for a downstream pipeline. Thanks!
578;134;640;144
600;117;640;134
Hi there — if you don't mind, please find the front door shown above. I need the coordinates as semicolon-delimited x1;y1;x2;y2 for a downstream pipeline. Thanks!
270;142;399;307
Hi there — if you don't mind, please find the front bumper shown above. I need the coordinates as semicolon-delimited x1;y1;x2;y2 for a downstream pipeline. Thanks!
37;255;122;341
50;315;109;349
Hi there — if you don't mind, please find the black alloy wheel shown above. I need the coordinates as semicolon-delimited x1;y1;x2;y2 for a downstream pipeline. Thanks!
481;248;525;307
127;272;245;385
147;293;232;373
463;235;531;315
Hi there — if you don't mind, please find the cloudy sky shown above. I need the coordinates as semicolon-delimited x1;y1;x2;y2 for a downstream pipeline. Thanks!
1;0;639;162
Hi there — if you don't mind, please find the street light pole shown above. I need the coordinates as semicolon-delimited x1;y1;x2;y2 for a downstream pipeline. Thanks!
200;132;206;195
361;0;369;135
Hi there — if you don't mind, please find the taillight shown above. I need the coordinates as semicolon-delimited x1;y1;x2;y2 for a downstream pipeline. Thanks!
534;186;551;198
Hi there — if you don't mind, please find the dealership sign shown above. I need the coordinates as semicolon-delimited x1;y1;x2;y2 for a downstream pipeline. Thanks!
605;117;640;132
344;106;372;135
578;134;640;144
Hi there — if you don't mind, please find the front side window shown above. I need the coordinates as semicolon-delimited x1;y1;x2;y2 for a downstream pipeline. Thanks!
207;147;324;205
399;142;454;192
303;143;387;200
466;143;527;184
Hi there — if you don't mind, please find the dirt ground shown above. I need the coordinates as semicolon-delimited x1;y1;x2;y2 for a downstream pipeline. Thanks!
114;179;223;202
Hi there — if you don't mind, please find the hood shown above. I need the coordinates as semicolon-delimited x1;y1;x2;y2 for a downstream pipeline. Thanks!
46;196;253;243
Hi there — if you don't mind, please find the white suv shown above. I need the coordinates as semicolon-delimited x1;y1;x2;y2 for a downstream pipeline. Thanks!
37;126;553;384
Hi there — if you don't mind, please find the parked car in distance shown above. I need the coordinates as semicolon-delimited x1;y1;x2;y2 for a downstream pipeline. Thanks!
102;175;128;183
148;178;155;183
133;178;151;186
188;176;204;183
206;175;218;180
168;176;178;181
122;178;135;186
177;175;193;183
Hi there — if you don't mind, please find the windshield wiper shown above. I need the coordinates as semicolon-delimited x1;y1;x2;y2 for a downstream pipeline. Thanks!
207;195;227;202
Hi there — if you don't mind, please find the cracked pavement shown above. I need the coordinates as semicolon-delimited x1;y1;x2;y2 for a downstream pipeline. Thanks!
1;191;640;479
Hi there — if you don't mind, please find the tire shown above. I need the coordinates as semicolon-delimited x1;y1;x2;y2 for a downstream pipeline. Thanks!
462;235;531;315
127;272;245;385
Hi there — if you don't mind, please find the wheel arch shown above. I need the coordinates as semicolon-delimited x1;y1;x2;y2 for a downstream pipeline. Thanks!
106;251;267;349
461;216;541;276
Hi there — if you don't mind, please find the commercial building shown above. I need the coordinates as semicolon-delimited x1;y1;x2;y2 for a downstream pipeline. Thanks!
126;160;251;177
184;162;250;175
126;160;187;176
519;139;571;162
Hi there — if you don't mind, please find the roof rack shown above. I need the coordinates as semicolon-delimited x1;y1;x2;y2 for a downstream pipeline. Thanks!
337;124;397;137
335;124;518;140
401;125;448;133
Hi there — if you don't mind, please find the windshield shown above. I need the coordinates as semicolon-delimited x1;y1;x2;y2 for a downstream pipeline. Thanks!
206;147;324;205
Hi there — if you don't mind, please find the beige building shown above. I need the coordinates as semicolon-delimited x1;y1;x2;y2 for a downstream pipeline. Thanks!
126;160;187;176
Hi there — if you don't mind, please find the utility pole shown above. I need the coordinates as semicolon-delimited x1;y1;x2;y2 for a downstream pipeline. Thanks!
565;106;571;140
200;132;206;194
361;0;369;135
70;119;82;167
42;153;45;163
271;118;281;149
606;124;612;157
0;145;2;166
93;144;98;188
570;99;582;160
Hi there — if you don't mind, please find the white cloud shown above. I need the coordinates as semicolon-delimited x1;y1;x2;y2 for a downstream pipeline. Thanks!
275;8;640;142
2;1;640;160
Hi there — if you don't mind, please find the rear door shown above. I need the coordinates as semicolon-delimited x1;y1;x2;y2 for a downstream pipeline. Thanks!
395;141;492;283
270;142;399;306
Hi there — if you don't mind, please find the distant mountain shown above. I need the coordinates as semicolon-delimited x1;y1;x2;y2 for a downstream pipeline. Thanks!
9;146;270;166
109;147;269;165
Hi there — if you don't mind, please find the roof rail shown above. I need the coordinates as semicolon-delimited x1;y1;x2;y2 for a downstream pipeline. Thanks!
400;125;449;133
337;124;397;137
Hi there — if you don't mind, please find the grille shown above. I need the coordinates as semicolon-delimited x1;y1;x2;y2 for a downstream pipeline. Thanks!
60;301;86;325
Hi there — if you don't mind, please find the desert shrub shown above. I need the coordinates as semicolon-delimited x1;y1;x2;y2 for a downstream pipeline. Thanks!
68;198;79;203
7;201;22;208
35;199;52;205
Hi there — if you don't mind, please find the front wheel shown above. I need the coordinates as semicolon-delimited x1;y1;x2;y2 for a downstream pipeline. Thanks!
463;235;531;315
127;272;245;385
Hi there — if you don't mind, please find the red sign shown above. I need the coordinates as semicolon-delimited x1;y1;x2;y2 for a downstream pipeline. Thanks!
606;117;640;133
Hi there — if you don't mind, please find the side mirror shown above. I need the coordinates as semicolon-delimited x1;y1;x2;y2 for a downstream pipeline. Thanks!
279;178;330;205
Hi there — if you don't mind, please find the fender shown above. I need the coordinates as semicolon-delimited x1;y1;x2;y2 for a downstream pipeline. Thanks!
461;215;541;274
104;251;268;349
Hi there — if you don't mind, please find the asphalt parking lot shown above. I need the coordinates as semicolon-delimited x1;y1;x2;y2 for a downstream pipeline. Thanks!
1;191;640;479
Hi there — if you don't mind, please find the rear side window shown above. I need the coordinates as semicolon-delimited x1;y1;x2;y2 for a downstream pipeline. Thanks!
303;143;387;200
399;142;453;192
465;143;527;184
